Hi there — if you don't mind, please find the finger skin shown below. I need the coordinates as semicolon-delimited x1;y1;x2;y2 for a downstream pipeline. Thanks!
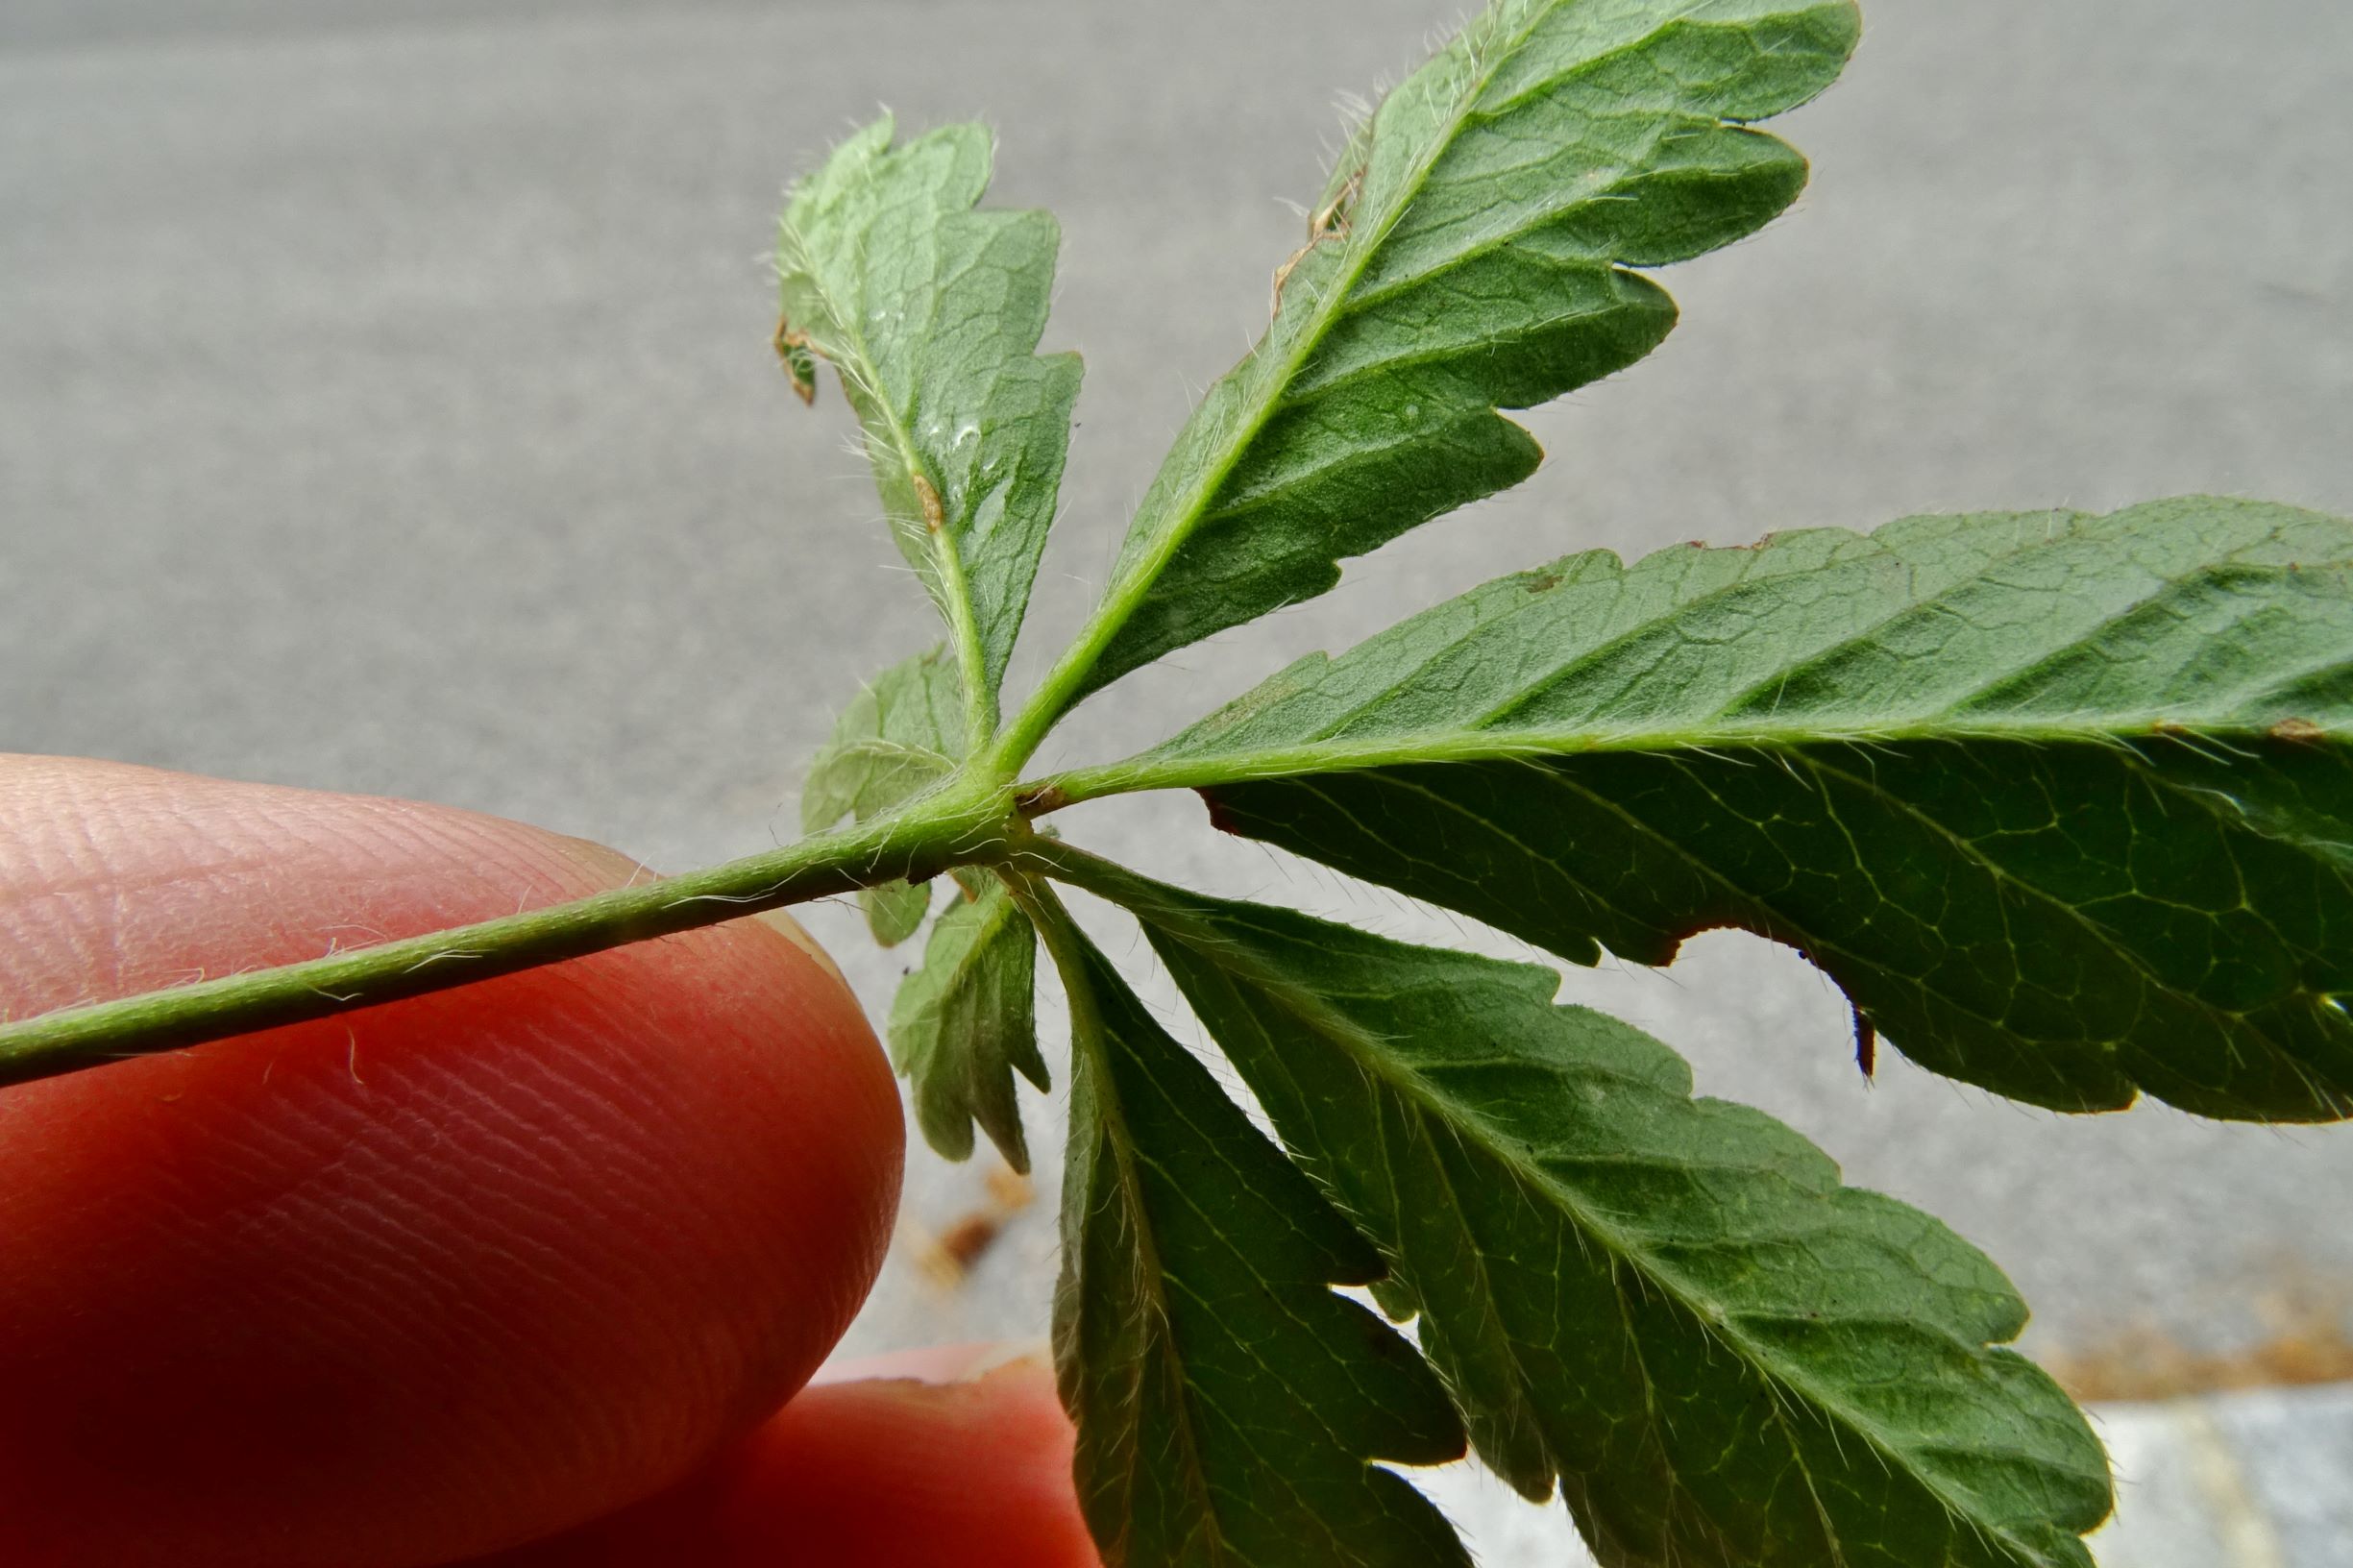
477;1359;1098;1567
0;756;903;1566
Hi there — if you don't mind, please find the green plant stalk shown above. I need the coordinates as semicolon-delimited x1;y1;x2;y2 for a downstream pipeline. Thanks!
867;402;996;747
0;780;1017;1090
931;520;998;746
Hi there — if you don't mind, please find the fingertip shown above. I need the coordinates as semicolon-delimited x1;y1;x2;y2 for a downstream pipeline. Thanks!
0;757;904;1565
479;1358;1096;1568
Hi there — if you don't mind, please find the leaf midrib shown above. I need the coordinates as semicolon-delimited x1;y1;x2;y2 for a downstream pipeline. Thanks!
1004;0;1592;762
1098;509;2345;802
1017;884;1240;1565
1140;893;2056;1565
1043;717;2338;804
780;207;996;741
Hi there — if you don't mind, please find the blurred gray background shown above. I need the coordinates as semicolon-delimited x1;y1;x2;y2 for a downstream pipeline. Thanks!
5;0;2351;1555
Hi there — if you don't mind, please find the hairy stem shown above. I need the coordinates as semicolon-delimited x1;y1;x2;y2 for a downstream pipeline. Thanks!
0;784;1015;1090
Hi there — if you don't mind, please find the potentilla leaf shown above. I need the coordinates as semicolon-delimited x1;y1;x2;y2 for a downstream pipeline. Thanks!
1066;0;1859;701
1025;888;1472;1567
1056;498;2353;1121
802;646;965;946
887;871;1045;1170
861;876;934;947
1066;859;2112;1568
778;115;1082;724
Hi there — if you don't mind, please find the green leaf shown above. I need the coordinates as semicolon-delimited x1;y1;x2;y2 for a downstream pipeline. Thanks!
863;876;933;947
778;114;1083;724
802;646;966;947
887;871;1045;1170
1068;856;2112;1568
1024;887;1472;1567
1057;498;2353;1121
1065;0;1858;702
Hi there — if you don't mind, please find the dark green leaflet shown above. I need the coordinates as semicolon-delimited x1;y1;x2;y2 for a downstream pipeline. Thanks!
1030;889;1471;1567
1088;499;2353;1120
1074;0;1860;700
1058;853;2109;1567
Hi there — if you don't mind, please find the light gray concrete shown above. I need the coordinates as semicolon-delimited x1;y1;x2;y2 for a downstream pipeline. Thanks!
6;0;2351;1551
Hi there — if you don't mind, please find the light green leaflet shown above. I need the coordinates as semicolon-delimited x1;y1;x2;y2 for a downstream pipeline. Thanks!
1049;0;1860;706
1054;849;2110;1567
800;646;964;944
1023;886;1472;1568
778;115;1082;730
886;871;1045;1171
1056;499;2353;1121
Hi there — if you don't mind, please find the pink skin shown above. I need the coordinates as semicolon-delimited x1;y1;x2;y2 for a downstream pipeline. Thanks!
0;756;1095;1567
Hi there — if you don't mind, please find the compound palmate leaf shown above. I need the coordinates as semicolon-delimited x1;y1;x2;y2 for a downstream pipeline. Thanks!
1070;0;1859;699
778;114;1082;720
1061;498;2353;1122
802;646;965;944
1025;887;1472;1568
1056;854;2109;1567
887;870;1046;1171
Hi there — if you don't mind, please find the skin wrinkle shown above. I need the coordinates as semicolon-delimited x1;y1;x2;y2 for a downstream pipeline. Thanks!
463;1357;1083;1565
3;760;629;1019
0;756;903;1567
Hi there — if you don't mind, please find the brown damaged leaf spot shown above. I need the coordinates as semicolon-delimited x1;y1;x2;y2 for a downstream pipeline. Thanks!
1310;164;1364;245
773;318;819;404
1269;162;1366;316
2270;716;2328;744
1851;1004;1877;1080
1199;788;1244;838
1268;242;1316;316
1016;781;1070;818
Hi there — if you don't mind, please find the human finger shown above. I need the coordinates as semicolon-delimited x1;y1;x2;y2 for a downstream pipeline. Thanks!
0;755;902;1567
473;1348;1096;1567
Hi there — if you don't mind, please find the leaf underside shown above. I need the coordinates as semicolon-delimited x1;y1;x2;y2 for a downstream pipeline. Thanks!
801;646;967;947
1040;903;1472;1567
753;9;2353;1568
778;115;1082;706
887;871;1045;1170
1105;870;2112;1568
1127;498;2353;1121
1079;0;1861;699
861;876;932;946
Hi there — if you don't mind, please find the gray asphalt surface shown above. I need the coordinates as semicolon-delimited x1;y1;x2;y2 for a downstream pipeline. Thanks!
6;0;2352;1541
